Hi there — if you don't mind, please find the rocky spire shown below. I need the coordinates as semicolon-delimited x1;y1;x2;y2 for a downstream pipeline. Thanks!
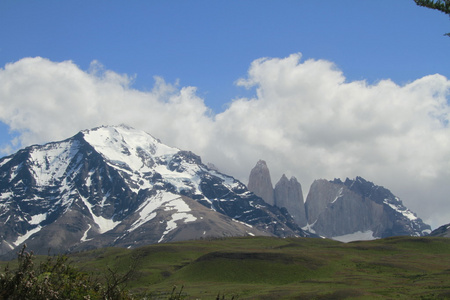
248;160;275;205
274;175;307;227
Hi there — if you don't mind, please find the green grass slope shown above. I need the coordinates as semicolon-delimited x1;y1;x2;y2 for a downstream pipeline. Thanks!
3;236;450;299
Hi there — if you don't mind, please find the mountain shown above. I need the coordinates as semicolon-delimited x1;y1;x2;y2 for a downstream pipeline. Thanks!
428;223;450;237
305;177;431;241
247;161;431;241
248;161;307;228
0;125;312;258
274;175;307;227
247;160;275;205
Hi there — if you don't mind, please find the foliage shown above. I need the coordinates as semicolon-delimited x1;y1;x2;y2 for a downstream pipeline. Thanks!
415;0;450;14
0;245;134;300
1;237;449;299
414;0;450;36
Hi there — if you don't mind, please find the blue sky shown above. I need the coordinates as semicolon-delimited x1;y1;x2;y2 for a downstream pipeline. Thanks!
1;0;448;113
0;1;449;227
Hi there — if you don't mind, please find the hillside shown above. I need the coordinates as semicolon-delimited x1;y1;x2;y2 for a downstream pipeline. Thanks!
3;236;447;299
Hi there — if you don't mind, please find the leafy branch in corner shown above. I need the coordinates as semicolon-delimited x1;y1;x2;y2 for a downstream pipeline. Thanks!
414;0;450;36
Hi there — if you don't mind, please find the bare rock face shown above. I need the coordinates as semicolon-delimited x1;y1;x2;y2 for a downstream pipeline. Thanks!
247;162;307;228
305;177;431;239
248;160;275;205
274;175;307;227
304;179;344;225
305;179;386;237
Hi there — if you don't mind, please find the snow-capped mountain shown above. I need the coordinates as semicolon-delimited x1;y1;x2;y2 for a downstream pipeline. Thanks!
0;125;311;258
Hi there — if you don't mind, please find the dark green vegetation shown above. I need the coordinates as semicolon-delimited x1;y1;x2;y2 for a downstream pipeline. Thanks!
414;0;450;36
0;245;138;300
415;0;450;14
2;236;450;299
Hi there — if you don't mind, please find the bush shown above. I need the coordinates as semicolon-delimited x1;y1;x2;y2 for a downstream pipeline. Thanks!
0;245;235;299
0;245;133;300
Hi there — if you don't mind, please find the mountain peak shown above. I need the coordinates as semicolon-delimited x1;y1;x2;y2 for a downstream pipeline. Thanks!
80;125;180;173
256;159;267;166
274;174;307;227
248;159;274;205
279;174;289;182
0;130;311;258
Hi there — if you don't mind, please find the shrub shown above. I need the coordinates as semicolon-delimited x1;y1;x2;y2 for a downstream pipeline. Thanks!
0;245;132;300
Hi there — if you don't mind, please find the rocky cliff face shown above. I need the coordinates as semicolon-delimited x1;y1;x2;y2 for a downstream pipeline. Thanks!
248;161;307;228
304;179;344;226
247;160;431;241
305;177;431;240
0;126;312;258
248;160;275;205
274;175;307;227
428;223;450;237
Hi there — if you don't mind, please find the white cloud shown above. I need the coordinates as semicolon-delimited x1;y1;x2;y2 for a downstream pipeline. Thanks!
213;53;450;228
0;57;213;153
0;54;449;228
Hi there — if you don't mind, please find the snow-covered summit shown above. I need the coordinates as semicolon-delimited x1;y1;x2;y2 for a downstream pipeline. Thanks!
82;125;179;163
0;125;309;258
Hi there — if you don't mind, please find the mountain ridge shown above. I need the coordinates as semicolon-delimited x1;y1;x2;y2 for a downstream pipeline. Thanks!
0;125;311;258
247;161;431;241
0;125;436;258
429;223;450;238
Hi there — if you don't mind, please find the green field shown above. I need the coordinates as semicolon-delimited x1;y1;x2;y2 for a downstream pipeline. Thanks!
2;236;450;299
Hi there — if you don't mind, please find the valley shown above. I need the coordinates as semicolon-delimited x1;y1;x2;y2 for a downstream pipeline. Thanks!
2;236;447;299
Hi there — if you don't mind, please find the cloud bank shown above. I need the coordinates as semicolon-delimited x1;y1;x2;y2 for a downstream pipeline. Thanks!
0;54;449;228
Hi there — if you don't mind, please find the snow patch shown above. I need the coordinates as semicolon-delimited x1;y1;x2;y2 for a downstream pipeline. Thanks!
215;172;241;189
332;230;375;243
29;140;81;186
383;198;418;221
29;213;47;225
4;240;14;250
422;229;432;235
154;165;202;194
0;192;13;200
129;192;174;232
13;226;42;246
129;191;196;233
80;195;119;234
331;187;344;204
158;210;197;243
302;222;317;234
0;157;12;168
232;219;253;228
80;224;92;242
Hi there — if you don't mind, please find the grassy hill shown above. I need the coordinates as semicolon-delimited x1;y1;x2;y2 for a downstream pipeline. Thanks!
2;236;450;299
